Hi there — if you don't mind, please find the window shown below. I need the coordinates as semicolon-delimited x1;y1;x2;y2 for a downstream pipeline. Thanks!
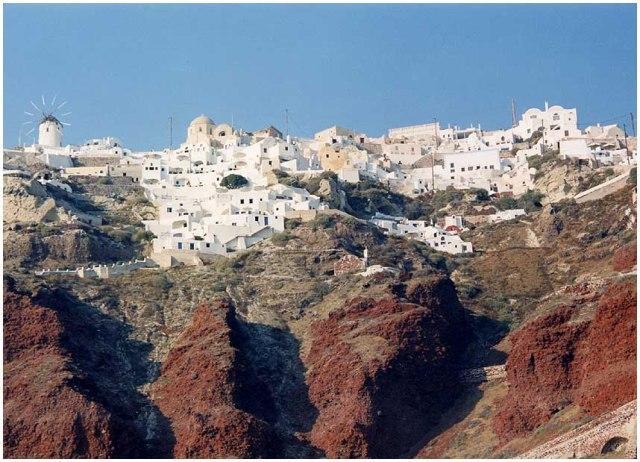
461;167;465;172
240;199;245;204
564;130;569;136
249;198;253;204
189;243;195;250
553;114;560;121
285;146;288;151
177;242;182;250
263;148;267;153
490;165;494;169
167;207;172;213
450;162;454;168
255;216;259;222
264;217;269;225
206;243;210;248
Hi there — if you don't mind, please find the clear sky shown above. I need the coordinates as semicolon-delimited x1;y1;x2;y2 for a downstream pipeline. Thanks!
3;3;637;150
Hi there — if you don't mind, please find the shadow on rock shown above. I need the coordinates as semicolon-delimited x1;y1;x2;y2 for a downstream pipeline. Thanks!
231;319;323;457
33;287;175;457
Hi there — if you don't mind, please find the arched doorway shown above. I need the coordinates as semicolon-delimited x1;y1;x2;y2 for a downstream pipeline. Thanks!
601;436;628;455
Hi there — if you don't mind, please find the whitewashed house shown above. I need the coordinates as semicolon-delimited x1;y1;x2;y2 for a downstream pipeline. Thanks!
370;213;473;255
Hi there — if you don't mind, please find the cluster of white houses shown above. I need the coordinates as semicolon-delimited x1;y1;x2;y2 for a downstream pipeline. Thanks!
370;213;474;255
6;101;636;259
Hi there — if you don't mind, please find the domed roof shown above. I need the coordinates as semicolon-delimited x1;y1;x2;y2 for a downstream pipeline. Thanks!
189;115;215;126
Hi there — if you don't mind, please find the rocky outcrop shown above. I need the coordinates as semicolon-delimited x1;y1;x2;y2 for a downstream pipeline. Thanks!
3;177;65;224
612;242;637;272
150;301;280;458
493;281;636;440
3;290;124;458
305;276;469;457
3;280;167;458
573;282;636;415
3;228;135;269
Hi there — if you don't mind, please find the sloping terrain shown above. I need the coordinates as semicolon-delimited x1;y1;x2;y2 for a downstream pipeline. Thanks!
3;176;153;270
3;168;636;458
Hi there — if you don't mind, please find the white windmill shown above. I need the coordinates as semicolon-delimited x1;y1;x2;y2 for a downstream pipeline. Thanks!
22;95;71;147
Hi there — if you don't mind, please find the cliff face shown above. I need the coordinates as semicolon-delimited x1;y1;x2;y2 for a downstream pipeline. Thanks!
493;280;636;440
3;280;171;459
150;301;280;458
3;290;126;458
305;276;469;457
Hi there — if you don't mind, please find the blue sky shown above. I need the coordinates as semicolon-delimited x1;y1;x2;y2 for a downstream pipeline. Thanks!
4;3;637;150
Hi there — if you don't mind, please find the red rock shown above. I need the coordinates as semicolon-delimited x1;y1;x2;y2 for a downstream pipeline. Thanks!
151;301;279;458
305;276;468;458
493;281;636;441
573;281;636;415
612;243;636;272
3;291;119;458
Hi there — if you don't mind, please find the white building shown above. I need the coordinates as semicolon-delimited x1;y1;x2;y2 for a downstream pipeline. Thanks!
138;115;325;260
512;102;581;148
370;213;473;255
388;122;439;144
314;125;367;145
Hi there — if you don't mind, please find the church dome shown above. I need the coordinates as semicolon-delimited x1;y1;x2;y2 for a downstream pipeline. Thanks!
190;115;215;126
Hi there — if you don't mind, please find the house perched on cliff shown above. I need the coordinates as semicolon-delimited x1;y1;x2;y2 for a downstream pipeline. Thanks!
370;213;473;255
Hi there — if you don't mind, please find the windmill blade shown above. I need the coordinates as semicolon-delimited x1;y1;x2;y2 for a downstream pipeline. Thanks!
24;111;34;116
41;95;45;107
51;95;57;107
61;122;71;126
25;128;35;136
22;120;33;125
56;101;67;110
60;112;72;117
30;101;41;112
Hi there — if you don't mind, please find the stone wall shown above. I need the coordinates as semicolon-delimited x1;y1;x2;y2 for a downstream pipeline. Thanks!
333;254;365;275
458;365;506;384
575;171;631;204
284;209;318;222
521;400;637;458
35;258;156;279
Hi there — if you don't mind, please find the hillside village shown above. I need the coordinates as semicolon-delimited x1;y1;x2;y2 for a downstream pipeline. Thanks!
3;102;637;276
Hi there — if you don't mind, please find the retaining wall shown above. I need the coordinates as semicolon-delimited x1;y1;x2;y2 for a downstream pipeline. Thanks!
521;400;637;459
575;171;631;204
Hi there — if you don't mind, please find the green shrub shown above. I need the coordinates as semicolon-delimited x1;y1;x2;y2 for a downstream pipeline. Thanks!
220;174;248;189
311;214;335;231
519;189;544;212
285;218;302;230
152;273;173;290
97;177;112;185
132;229;156;243
473;188;490;202
271;231;295;247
